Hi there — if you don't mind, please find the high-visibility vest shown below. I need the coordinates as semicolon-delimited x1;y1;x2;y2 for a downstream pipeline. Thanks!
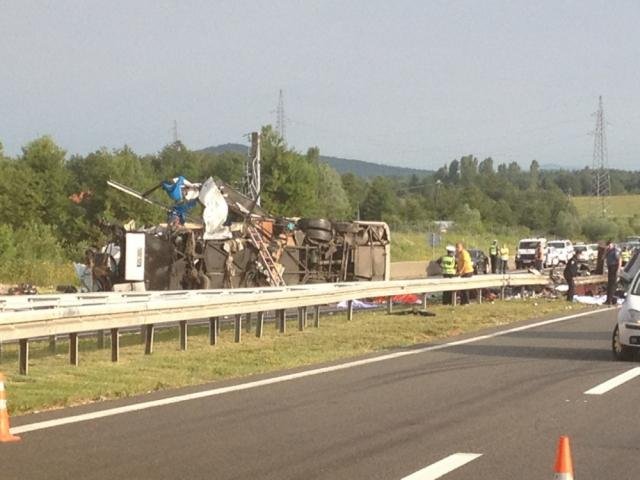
441;255;456;275
622;250;631;262
489;245;498;256
500;246;509;261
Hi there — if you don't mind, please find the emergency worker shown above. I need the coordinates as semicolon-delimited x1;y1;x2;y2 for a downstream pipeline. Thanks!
499;243;510;274
563;251;580;301
456;242;474;305
621;247;631;266
489;240;498;274
605;240;621;306
439;245;457;305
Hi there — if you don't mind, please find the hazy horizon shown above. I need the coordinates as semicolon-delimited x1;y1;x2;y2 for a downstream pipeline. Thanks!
2;1;638;170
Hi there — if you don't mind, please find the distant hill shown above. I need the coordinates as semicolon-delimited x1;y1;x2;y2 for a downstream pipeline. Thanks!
197;143;432;178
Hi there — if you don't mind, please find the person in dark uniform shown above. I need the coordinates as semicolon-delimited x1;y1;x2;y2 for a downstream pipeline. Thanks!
563;251;581;301
605;240;622;305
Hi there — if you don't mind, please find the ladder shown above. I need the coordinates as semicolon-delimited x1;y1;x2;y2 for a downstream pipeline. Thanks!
246;226;285;287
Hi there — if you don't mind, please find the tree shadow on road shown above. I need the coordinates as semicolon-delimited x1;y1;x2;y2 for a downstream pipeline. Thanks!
446;343;613;362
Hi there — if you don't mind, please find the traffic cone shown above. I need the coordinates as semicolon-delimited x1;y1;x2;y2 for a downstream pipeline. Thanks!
0;373;21;443
553;435;573;479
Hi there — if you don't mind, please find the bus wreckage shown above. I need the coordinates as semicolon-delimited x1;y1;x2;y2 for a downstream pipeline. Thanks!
79;177;390;292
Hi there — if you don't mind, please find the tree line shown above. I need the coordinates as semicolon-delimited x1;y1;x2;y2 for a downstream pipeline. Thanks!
0;128;639;284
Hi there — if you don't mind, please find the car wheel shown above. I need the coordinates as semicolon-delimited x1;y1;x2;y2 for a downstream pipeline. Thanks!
612;324;635;361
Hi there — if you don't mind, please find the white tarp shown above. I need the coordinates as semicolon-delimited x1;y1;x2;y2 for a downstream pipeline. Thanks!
199;177;232;240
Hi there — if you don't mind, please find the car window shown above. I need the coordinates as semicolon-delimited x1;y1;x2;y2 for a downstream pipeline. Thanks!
548;242;564;248
519;242;538;249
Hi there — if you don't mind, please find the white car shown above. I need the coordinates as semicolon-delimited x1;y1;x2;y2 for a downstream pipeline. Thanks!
545;240;574;266
613;270;640;360
573;243;597;262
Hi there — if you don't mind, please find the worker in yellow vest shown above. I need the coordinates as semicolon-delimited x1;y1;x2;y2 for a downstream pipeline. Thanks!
499;243;509;274
489;239;498;273
439;245;457;305
621;247;631;266
456;242;474;305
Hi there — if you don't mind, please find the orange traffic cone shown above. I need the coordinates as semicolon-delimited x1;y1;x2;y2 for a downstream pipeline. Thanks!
553;435;574;479
0;372;21;443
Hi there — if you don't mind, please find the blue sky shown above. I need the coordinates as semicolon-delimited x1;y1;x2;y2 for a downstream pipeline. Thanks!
1;0;639;170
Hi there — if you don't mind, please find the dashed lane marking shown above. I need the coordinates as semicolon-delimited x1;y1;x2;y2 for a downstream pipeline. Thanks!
584;366;640;395
400;453;482;479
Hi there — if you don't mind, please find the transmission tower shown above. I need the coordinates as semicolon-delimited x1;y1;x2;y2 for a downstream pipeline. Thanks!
245;132;261;205
591;96;611;217
276;89;286;141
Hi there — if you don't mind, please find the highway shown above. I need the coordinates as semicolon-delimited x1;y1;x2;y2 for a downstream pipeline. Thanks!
2;307;637;479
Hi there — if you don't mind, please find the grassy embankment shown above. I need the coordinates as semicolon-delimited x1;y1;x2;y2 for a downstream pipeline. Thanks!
392;229;528;262
1;299;594;415
572;194;640;220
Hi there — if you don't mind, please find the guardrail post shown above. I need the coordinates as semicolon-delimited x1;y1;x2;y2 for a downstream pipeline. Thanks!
209;317;219;345
179;321;188;350
279;310;286;334
452;291;457;307
520;286;525;298
347;300;354;321
422;293;428;309
49;335;57;353
245;312;252;333
69;333;79;366
386;296;393;314
140;326;146;344
19;339;29;375
111;328;120;362
234;314;242;343
144;324;155;355
501;287;506;300
477;289;483;304
298;307;306;331
314;305;321;328
256;312;265;338
96;330;104;349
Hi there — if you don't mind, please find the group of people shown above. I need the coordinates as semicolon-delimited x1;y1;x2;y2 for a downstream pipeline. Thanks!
438;242;474;305
563;239;623;305
488;240;510;273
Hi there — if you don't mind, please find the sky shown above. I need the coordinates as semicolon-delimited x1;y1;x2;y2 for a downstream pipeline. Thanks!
1;0;639;170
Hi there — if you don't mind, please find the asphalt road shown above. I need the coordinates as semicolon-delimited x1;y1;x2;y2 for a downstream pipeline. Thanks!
2;307;637;479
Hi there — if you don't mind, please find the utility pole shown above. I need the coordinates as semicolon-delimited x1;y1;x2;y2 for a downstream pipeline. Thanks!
591;96;611;217
172;120;179;144
246;132;261;205
276;89;286;142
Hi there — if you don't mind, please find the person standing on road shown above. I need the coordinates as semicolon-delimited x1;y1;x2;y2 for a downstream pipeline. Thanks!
605;239;622;305
499;243;509;274
438;245;457;305
563;251;580;302
489;239;498;274
456;242;474;305
534;242;544;271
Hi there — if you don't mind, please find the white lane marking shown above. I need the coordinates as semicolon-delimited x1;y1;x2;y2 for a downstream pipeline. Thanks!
584;367;640;395
401;453;482;479
12;308;606;435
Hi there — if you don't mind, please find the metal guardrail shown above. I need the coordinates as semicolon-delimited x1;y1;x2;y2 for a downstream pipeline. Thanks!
0;273;607;374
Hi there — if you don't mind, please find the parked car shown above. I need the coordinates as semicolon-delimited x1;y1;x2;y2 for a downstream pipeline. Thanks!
468;248;490;274
573;243;597;262
515;238;546;269
612;267;640;360
545;240;574;266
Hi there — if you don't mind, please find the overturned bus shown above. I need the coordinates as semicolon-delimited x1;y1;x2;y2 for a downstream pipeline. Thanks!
83;178;390;292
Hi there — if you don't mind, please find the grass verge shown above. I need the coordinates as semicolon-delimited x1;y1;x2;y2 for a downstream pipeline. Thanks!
1;299;595;416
